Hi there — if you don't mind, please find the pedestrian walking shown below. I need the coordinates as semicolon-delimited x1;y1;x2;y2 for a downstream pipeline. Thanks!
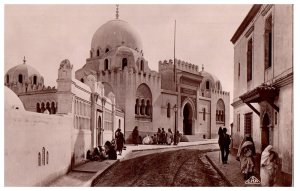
236;134;256;161
132;126;139;146
239;140;255;180
260;145;280;186
219;127;231;164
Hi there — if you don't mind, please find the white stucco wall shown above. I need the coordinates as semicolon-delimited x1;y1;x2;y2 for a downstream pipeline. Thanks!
5;110;73;186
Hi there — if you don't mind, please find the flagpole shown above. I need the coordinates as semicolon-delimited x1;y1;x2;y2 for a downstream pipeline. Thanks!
174;20;176;83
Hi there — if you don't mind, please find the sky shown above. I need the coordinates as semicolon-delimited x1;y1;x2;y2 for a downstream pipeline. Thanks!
4;4;252;123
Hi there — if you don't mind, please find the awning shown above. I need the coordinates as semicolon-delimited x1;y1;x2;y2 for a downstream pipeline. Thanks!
239;84;279;115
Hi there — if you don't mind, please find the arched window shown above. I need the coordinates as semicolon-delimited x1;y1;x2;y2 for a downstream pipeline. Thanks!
203;108;206;121
167;103;171;118
146;100;151;116
104;59;109;70
119;119;121;129
41;102;45;113
18;74;23;83
140;99;145;115
90;50;93;58
141;60;144;71
36;103;41;113
33;76;37;85
136;83;152;119
105;48;109;53
135;99;140;115
46;151;49;164
216;99;225;123
38;152;41;166
46;102;51;113
80;78;84;83
97;49;100;57
206;81;210;90
6;75;9;84
42;147;45;165
122;58;127;70
51;102;56;114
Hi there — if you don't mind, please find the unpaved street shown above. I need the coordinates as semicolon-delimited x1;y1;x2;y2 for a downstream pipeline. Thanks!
94;148;228;186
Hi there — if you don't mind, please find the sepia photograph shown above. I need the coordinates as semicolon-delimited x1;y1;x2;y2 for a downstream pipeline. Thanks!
3;1;294;187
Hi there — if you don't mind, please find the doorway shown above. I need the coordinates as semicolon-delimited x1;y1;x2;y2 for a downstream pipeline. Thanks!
261;113;270;152
183;103;193;135
98;116;102;146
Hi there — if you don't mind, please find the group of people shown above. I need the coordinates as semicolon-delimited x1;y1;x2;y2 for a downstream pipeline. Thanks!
218;127;280;186
86;140;117;161
131;126;181;145
237;134;280;186
86;128;126;161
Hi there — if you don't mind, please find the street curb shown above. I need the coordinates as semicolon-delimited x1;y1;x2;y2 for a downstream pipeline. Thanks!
205;154;233;187
131;141;218;152
83;160;120;187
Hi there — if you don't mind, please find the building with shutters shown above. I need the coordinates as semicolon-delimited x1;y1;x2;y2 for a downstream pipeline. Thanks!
230;4;293;185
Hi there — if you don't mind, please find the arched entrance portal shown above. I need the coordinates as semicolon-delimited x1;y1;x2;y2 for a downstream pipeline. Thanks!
183;103;193;135
261;113;270;152
98;116;102;146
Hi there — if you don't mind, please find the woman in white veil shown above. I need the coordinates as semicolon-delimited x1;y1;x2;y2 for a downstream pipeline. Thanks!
260;145;279;186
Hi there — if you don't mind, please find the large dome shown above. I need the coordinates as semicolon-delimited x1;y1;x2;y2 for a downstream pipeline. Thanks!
91;19;143;52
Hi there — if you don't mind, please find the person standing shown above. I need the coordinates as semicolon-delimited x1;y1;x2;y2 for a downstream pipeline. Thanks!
218;127;223;149
157;128;162;144
116;128;125;155
161;128;166;144
166;128;173;145
132;126;139;146
239;140;255;180
236;134;256;161
260;145;280;186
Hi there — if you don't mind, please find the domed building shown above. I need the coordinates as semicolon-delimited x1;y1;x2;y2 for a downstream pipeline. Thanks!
5;57;44;94
75;12;230;140
4;6;231;186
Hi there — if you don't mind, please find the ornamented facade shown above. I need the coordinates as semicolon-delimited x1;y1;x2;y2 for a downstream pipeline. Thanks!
75;16;230;140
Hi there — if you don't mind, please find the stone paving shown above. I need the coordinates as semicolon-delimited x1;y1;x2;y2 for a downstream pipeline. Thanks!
205;148;262;187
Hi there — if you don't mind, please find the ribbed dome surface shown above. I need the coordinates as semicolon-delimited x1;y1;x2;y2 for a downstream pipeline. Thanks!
91;19;143;52
6;64;41;79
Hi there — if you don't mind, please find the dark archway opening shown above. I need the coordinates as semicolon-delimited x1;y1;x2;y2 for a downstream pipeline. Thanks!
98;116;102;147
122;58;128;70
183;104;193;135
261;113;270;152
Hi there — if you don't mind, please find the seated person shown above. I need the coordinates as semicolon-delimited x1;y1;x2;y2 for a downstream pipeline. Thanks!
142;135;152;145
104;141;117;160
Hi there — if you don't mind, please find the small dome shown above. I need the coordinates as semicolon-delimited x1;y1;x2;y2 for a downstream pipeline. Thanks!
5;59;43;85
199;69;222;91
4;86;25;111
91;19;143;53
